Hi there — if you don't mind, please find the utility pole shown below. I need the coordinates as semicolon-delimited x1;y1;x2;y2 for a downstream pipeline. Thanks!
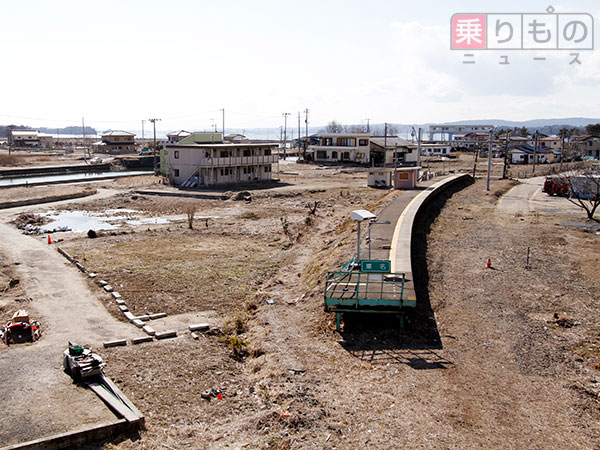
82;117;86;159
142;120;145;141
532;131;538;174
303;108;309;160
486;127;493;191
502;130;511;179
365;118;370;133
7;125;13;155
149;118;161;173
472;147;479;179
297;111;301;150
417;127;422;174
282;112;290;159
560;129;565;170
384;122;388;152
220;108;225;138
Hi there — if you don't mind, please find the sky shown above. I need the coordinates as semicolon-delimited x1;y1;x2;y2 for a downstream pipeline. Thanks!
1;0;599;134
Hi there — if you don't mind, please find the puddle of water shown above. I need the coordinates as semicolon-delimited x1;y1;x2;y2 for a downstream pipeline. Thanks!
0;171;151;187
126;218;170;225
40;209;172;232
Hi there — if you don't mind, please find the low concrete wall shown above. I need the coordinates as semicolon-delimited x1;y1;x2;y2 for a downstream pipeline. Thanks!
1;419;132;450
0;164;111;178
0;190;97;209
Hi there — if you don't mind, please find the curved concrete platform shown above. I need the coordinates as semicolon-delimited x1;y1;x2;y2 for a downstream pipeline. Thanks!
389;174;473;303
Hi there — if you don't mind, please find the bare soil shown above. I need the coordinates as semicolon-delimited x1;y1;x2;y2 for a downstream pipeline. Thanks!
93;175;600;449
4;163;599;449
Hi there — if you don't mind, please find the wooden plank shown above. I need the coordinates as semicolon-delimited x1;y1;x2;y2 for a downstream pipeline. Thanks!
99;374;145;424
86;379;142;424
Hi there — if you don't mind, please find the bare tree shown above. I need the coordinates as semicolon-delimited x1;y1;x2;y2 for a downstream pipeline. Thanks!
345;124;368;133
323;121;344;133
185;204;198;229
555;171;600;220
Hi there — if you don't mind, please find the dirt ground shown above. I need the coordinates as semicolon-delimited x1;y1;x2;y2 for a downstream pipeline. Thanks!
3;162;600;448
95;175;599;449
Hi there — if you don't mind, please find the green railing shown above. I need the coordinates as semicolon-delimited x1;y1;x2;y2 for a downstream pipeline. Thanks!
324;270;409;310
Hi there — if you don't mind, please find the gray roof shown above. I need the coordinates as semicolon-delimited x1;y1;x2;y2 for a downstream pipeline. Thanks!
370;137;417;149
102;130;135;137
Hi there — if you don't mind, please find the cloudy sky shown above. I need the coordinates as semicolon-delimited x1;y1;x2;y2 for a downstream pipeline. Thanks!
1;0;599;133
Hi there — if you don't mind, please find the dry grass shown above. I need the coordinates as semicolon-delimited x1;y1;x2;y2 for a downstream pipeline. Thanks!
63;231;283;317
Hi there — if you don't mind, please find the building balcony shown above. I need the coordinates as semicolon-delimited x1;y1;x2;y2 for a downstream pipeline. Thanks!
186;154;279;168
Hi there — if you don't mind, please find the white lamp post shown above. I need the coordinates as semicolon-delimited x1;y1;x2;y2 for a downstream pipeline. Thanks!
351;209;376;266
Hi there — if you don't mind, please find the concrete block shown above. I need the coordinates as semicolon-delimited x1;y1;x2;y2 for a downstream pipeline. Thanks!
88;272;98;278
103;339;127;348
155;330;177;340
132;315;150;322
98;280;108;287
189;323;210;332
131;336;153;345
124;311;135;321
115;299;126;305
118;305;128;312
191;332;199;340
132;319;145;328
149;312;167;320
112;292;122;299
103;285;113;293
75;262;86;273
142;325;155;336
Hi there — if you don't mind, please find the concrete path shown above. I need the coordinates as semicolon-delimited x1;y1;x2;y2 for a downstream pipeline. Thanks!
497;176;584;218
0;189;138;447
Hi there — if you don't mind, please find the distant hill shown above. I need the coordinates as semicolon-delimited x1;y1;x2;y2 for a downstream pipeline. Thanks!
38;126;97;136
0;125;97;137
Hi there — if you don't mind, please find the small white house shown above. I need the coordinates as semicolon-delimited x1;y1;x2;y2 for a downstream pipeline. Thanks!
420;143;452;157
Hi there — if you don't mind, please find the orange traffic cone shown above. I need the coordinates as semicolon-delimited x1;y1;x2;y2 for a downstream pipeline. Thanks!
486;258;492;269
47;235;52;245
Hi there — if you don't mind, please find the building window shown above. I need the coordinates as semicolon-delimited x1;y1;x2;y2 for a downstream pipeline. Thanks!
173;169;179;177
174;151;179;159
342;152;350;160
359;139;368;146
264;149;271;156
336;137;356;147
331;151;338;159
316;150;327;159
243;149;251;157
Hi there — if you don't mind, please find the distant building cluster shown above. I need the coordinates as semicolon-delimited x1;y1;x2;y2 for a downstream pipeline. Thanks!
3;122;599;189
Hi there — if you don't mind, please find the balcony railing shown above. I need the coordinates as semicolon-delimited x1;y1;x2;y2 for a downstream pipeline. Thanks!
192;154;278;167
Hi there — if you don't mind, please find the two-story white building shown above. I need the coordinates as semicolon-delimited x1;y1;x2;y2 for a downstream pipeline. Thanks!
163;132;279;187
307;133;371;164
11;130;40;147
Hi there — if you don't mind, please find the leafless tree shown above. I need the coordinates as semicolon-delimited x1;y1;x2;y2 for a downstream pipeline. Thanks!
323;121;344;133
345;124;368;133
556;171;600;220
185;204;197;229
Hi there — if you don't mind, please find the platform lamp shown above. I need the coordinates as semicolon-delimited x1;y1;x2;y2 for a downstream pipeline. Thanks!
351;209;376;267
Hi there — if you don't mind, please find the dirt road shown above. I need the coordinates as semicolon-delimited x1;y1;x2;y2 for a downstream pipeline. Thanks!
0;189;137;447
497;176;585;217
